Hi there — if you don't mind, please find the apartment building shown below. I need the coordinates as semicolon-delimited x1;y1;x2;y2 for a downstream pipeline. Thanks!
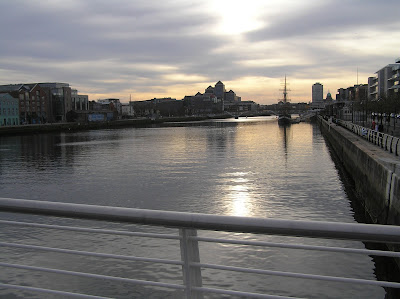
0;83;49;124
38;83;72;122
368;58;400;100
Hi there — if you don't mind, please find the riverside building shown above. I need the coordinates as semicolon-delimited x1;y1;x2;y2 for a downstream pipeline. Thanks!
312;83;324;108
368;57;400;100
0;93;20;126
0;83;49;124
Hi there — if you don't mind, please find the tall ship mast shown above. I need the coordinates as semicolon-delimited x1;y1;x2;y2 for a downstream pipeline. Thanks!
282;75;288;104
278;75;292;125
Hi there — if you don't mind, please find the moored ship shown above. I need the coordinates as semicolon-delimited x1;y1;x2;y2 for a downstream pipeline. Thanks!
278;113;292;125
277;75;292;125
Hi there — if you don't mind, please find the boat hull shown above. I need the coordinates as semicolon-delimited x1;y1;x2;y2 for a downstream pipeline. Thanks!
278;115;291;125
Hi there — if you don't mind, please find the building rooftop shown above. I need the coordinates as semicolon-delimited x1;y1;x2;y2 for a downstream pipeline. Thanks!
0;93;16;100
0;84;22;92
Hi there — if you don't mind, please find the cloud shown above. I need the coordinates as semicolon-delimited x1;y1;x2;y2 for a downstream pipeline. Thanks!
247;0;400;41
0;0;399;104
0;0;224;96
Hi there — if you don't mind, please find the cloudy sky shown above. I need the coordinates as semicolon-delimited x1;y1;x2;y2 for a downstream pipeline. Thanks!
1;0;399;104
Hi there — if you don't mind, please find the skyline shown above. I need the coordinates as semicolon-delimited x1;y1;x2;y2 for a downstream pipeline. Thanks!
0;0;399;104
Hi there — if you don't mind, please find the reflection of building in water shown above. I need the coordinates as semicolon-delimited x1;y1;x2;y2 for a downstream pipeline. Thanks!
2;134;80;171
205;121;240;156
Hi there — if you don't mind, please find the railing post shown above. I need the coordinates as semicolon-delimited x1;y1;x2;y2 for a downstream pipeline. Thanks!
180;228;203;299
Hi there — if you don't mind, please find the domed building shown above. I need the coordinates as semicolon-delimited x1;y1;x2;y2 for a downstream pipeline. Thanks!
326;91;333;102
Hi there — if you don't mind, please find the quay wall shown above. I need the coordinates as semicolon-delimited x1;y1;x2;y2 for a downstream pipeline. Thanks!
0;115;230;136
318;117;400;227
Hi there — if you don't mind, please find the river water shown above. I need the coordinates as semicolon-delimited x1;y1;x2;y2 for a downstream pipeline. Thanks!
0;116;389;298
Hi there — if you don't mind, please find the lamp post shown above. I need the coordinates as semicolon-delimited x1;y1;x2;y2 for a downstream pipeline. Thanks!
351;101;354;123
362;100;365;127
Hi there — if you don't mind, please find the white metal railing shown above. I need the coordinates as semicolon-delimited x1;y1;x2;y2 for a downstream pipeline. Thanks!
0;197;400;298
321;116;400;156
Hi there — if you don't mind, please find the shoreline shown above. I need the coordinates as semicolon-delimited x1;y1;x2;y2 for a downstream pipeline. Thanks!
0;114;233;136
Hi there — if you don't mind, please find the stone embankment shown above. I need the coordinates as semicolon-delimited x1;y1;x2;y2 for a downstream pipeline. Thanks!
0;115;230;136
319;117;400;226
319;117;400;265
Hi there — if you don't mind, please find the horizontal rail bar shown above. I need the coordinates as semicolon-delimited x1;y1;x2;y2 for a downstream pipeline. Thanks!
194;286;299;299
0;219;180;240
0;282;111;299
1;198;400;243
2;220;397;259
193;262;400;289
193;236;400;258
0;242;183;266
0;262;185;290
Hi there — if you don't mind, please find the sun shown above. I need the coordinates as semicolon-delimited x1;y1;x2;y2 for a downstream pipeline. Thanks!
211;0;265;35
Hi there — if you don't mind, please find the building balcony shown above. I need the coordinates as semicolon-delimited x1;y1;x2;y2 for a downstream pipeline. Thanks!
369;82;378;88
389;84;400;90
392;64;400;71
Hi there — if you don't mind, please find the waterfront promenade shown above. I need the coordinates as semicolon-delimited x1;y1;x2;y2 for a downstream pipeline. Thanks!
319;116;400;227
